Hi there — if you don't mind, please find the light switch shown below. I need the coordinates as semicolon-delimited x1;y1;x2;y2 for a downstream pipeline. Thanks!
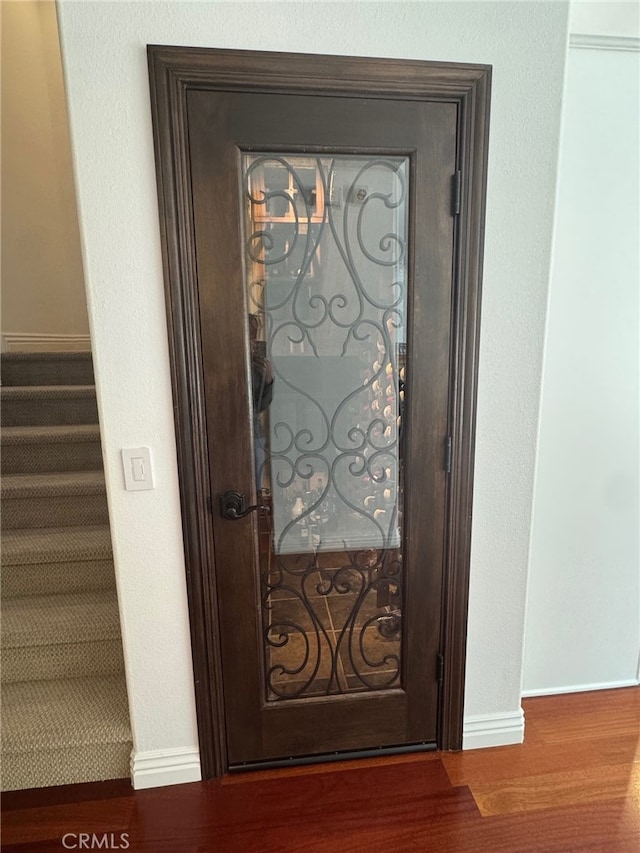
131;456;146;481
122;447;155;491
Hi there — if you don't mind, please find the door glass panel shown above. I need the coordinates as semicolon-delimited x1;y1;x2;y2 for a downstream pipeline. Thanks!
241;153;408;701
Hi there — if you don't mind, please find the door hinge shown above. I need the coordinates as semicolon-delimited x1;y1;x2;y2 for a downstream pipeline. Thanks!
206;496;213;514
445;436;452;474
453;170;462;216
437;653;445;684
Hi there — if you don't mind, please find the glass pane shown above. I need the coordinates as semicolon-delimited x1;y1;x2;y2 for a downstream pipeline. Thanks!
241;153;408;701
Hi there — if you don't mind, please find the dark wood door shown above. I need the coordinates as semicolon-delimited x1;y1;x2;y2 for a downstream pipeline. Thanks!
186;89;457;767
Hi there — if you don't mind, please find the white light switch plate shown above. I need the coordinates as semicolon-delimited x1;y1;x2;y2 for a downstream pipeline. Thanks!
122;447;154;491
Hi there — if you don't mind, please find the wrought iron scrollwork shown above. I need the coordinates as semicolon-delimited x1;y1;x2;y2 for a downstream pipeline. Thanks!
242;152;408;700
262;546;402;699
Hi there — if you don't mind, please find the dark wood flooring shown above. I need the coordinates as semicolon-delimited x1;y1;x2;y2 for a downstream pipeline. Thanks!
2;687;638;851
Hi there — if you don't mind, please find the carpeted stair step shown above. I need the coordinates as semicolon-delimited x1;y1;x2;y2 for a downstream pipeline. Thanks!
1;675;131;790
1;526;114;599
2;524;113;565
1;424;103;474
2;558;116;598
1;351;94;386
2;471;109;530
2;590;125;683
1;385;98;426
2;524;113;566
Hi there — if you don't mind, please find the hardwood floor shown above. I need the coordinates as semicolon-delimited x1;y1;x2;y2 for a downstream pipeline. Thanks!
2;687;638;852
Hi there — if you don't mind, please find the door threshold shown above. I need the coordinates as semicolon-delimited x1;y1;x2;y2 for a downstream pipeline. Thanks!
228;741;437;773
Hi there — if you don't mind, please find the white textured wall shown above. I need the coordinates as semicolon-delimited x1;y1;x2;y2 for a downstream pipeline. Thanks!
523;32;640;695
1;0;89;343
570;0;639;37
56;0;568;771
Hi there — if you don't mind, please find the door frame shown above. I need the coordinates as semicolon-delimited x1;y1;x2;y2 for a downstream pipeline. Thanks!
147;45;491;778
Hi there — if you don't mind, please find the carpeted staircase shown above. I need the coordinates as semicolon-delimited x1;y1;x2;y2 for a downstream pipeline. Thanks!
1;352;132;791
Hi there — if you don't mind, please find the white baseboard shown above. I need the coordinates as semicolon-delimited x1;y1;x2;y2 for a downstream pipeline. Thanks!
462;708;525;750
131;746;202;790
521;678;639;699
1;332;92;352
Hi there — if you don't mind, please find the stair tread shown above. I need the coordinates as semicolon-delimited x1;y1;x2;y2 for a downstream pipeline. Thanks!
1;675;131;753
1;471;106;499
1;352;92;362
1;385;96;398
1;525;113;565
2;590;121;648
1;424;101;444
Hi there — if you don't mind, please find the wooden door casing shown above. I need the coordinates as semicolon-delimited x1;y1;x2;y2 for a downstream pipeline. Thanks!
147;46;491;777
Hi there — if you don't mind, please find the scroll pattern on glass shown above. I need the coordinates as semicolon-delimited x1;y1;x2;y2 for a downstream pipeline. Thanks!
242;154;408;700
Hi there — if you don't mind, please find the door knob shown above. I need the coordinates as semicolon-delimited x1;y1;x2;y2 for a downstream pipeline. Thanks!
219;490;268;520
